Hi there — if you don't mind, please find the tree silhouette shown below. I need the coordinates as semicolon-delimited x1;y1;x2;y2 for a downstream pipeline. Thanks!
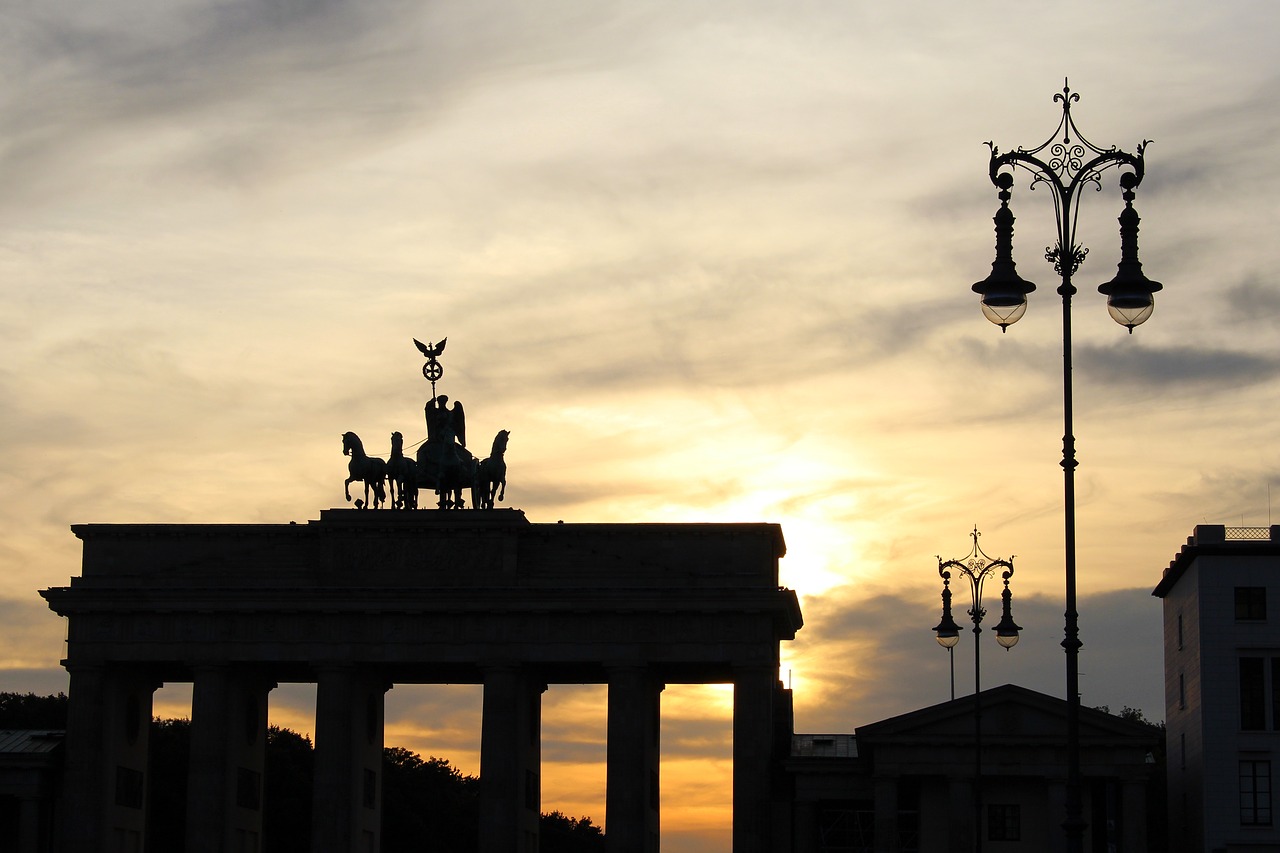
382;748;479;853
145;718;190;852
0;693;604;852
0;692;67;728
539;811;606;852
264;726;314;852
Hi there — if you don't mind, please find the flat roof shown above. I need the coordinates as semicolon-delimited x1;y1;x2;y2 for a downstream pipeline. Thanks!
1152;524;1280;598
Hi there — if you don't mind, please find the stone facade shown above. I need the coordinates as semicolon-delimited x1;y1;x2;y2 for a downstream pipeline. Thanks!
782;685;1160;853
41;509;803;853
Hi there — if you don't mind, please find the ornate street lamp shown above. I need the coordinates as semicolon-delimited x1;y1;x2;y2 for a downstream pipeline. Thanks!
972;80;1160;853
935;527;1020;853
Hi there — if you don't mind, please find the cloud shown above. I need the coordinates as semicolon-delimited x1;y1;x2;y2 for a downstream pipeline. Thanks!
0;668;70;697
1;2;760;202
4;6;1280;850
1225;276;1280;328
0;597;69;671
790;585;1164;731
1074;341;1280;390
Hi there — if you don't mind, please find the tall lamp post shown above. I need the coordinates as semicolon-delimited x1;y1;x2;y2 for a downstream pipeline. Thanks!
934;527;1020;853
971;80;1161;853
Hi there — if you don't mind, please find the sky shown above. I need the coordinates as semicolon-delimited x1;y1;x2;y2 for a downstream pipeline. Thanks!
3;1;1279;849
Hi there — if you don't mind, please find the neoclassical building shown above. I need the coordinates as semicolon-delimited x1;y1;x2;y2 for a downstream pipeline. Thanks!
40;510;803;853
780;684;1161;853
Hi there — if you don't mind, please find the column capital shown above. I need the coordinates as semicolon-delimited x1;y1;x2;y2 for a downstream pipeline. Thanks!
731;661;779;677
604;661;651;672
61;660;104;675
606;664;665;695
310;662;356;676
479;660;521;671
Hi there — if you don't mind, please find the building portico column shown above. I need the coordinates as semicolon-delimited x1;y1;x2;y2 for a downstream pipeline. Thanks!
606;665;662;853
311;667;389;853
18;795;42;853
59;665;156;853
58;665;106;853
946;777;975;853
186;666;274;853
875;776;902;853
732;665;778;853
792;799;818;853
1047;778;1069;853
1121;777;1147;853
480;665;544;853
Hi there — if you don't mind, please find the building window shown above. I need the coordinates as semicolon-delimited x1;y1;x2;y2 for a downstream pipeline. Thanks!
1241;760;1272;826
115;765;144;809
1179;672;1186;710
817;802;874;852
988;804;1021;841
236;767;261;811
525;769;539;811
1272;660;1280;730
1177;612;1184;649
1242;657;1266;730
1237;587;1267;621
1238;657;1280;730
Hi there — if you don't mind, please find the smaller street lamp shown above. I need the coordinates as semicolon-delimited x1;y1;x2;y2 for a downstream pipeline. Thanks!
935;527;1021;853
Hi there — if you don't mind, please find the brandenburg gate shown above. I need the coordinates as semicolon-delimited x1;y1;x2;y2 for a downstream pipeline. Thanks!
41;509;803;853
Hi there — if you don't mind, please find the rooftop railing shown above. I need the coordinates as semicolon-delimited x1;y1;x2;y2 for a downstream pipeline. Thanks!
1225;527;1273;541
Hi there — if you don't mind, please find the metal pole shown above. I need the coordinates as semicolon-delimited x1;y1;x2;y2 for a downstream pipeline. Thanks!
1060;266;1085;853
974;618;983;853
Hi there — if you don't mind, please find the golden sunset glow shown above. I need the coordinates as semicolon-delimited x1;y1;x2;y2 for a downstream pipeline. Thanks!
5;2;1280;849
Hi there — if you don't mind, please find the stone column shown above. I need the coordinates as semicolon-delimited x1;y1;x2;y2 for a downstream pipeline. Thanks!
792;800;818;853
186;667;273;853
1046;779;1069;853
1120;778;1148;853
59;666;156;853
480;665;543;853
732;665;776;853
605;666;662;853
875;776;901;853
59;666;105;853
312;668;388;853
18;796;41;853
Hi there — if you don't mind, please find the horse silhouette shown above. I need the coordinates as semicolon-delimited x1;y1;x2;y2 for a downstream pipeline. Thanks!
473;430;510;510
342;432;387;509
388;431;418;510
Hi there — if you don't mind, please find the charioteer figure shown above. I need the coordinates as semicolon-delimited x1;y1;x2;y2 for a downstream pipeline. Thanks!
424;394;466;450
418;394;474;508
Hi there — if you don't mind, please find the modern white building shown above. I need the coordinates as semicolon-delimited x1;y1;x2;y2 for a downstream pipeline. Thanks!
1153;524;1280;853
